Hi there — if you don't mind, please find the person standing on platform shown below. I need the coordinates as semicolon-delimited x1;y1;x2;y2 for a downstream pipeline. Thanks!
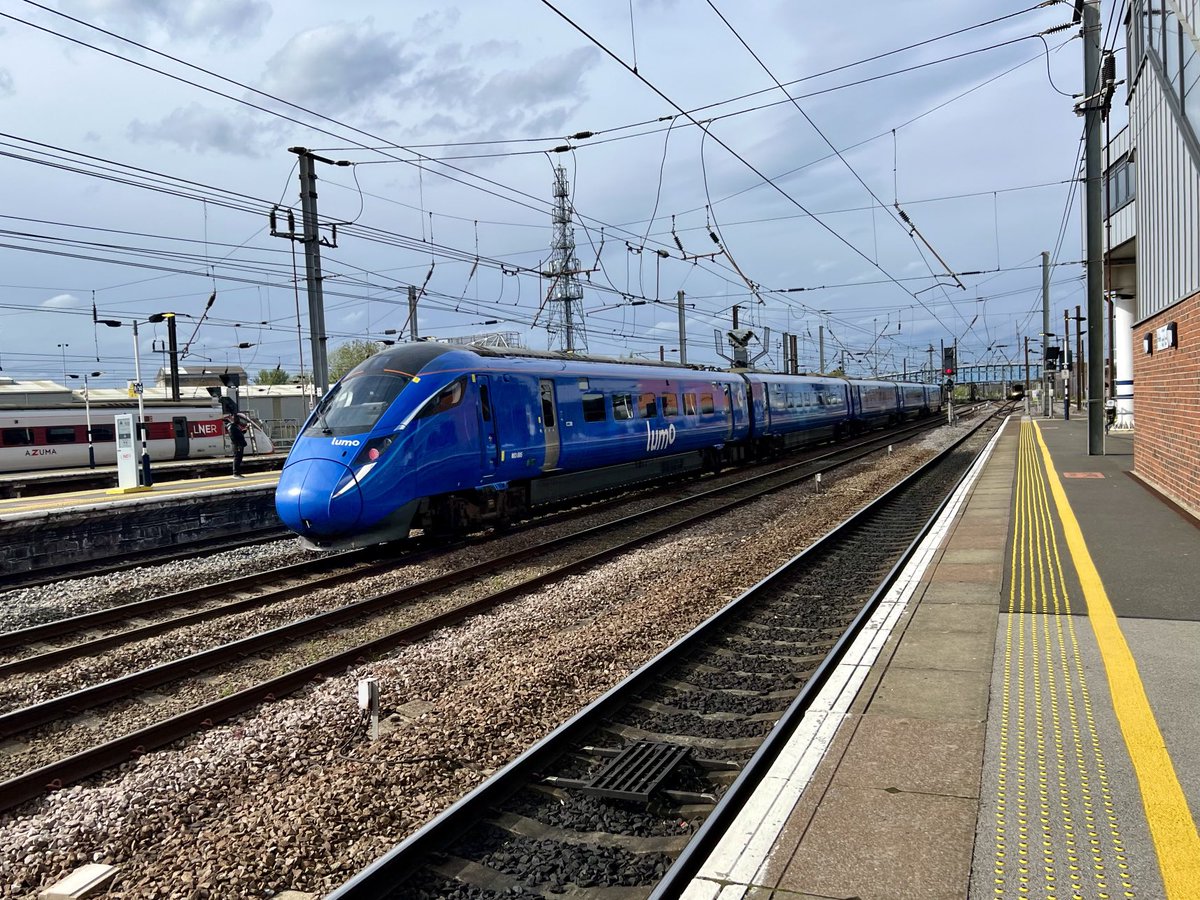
227;414;247;477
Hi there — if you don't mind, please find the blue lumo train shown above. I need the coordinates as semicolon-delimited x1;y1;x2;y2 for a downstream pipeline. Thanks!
275;343;943;549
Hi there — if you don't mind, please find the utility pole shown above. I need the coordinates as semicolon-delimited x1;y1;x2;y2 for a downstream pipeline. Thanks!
1042;250;1051;417
790;333;799;374
1074;305;1085;411
676;290;687;365
290;147;332;396
1024;336;1031;399
1081;0;1106;452
407;285;419;341
149;311;180;401
818;324;825;374
1064;308;1071;420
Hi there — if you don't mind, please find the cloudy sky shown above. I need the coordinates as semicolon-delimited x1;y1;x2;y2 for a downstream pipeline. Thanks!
0;0;1125;388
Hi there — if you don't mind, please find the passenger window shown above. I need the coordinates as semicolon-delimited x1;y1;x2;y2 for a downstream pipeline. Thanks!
613;394;634;420
638;392;658;418
418;379;465;418
47;426;78;444
683;393;698;415
700;393;715;414
581;392;607;422
93;425;116;442
662;393;679;417
1;428;34;446
542;395;556;428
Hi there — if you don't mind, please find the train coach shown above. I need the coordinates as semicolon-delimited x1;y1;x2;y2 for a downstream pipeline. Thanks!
275;343;940;550
0;405;273;473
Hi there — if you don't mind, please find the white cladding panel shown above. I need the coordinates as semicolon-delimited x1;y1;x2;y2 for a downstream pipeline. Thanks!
1130;52;1200;320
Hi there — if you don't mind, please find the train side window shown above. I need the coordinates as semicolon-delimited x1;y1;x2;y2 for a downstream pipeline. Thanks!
46;426;79;444
581;392;607;422
479;384;493;422
1;427;34;447
662;393;679;417
613;394;634;420
418;379;465;418
93;424;116;442
699;393;715;414
638;392;658;418
682;392;697;415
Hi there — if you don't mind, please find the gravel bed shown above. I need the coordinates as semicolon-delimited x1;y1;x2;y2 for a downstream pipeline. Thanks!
505;788;700;838
453;823;673;889
0;540;321;634
0;419;986;898
647;688;785;717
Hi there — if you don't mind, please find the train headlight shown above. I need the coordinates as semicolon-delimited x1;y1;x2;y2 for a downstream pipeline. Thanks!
351;434;396;479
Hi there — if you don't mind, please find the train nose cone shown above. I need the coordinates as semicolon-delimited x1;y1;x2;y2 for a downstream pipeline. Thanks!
275;457;363;536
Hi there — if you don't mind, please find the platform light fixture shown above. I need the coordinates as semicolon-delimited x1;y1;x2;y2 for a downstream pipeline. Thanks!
97;318;152;486
66;372;104;468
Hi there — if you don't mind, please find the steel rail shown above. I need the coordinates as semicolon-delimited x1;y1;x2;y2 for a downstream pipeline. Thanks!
0;412;937;740
325;408;1006;899
0;412;954;810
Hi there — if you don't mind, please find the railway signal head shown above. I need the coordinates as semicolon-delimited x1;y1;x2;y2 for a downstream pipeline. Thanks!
942;346;956;376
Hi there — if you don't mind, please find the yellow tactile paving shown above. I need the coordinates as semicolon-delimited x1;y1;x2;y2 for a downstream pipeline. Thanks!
992;419;1200;899
994;420;1136;899
1031;422;1200;899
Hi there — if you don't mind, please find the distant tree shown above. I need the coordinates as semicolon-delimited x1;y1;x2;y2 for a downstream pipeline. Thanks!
329;339;381;381
255;366;291;385
828;367;846;377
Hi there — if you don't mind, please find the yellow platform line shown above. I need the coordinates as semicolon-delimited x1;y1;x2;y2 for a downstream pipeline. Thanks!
1032;420;1200;898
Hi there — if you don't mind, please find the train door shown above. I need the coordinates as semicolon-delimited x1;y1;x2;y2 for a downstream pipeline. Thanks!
539;379;561;469
172;416;190;459
475;374;500;478
722;385;735;440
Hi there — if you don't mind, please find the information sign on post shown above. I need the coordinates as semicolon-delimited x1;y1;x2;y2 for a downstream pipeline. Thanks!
113;413;142;492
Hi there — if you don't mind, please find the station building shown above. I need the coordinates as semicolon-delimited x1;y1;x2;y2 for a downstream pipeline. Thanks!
1105;0;1200;516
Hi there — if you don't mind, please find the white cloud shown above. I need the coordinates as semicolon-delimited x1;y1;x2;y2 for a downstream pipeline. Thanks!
73;0;271;45
41;293;82;308
127;103;268;157
261;22;412;111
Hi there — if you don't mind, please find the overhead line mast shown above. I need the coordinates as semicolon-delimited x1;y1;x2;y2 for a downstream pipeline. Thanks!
543;165;587;353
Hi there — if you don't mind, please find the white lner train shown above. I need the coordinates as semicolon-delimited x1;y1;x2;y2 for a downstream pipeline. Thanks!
0;405;274;473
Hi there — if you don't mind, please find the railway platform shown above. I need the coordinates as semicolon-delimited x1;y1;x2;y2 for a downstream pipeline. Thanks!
686;414;1200;899
0;465;277;519
0;463;282;582
0;452;282;501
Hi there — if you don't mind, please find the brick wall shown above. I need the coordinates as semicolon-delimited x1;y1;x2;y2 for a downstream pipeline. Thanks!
1133;290;1200;517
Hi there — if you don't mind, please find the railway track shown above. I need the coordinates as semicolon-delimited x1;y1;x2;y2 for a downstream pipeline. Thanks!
0;412;965;671
0;412;971;814
321;408;1008;899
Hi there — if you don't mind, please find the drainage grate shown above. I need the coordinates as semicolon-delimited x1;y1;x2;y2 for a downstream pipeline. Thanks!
578;741;692;802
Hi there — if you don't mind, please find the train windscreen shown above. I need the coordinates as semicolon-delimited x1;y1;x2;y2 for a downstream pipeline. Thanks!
303;372;412;438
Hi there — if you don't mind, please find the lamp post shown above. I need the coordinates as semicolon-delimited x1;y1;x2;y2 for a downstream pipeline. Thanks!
67;372;104;468
57;343;69;381
97;317;152;486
